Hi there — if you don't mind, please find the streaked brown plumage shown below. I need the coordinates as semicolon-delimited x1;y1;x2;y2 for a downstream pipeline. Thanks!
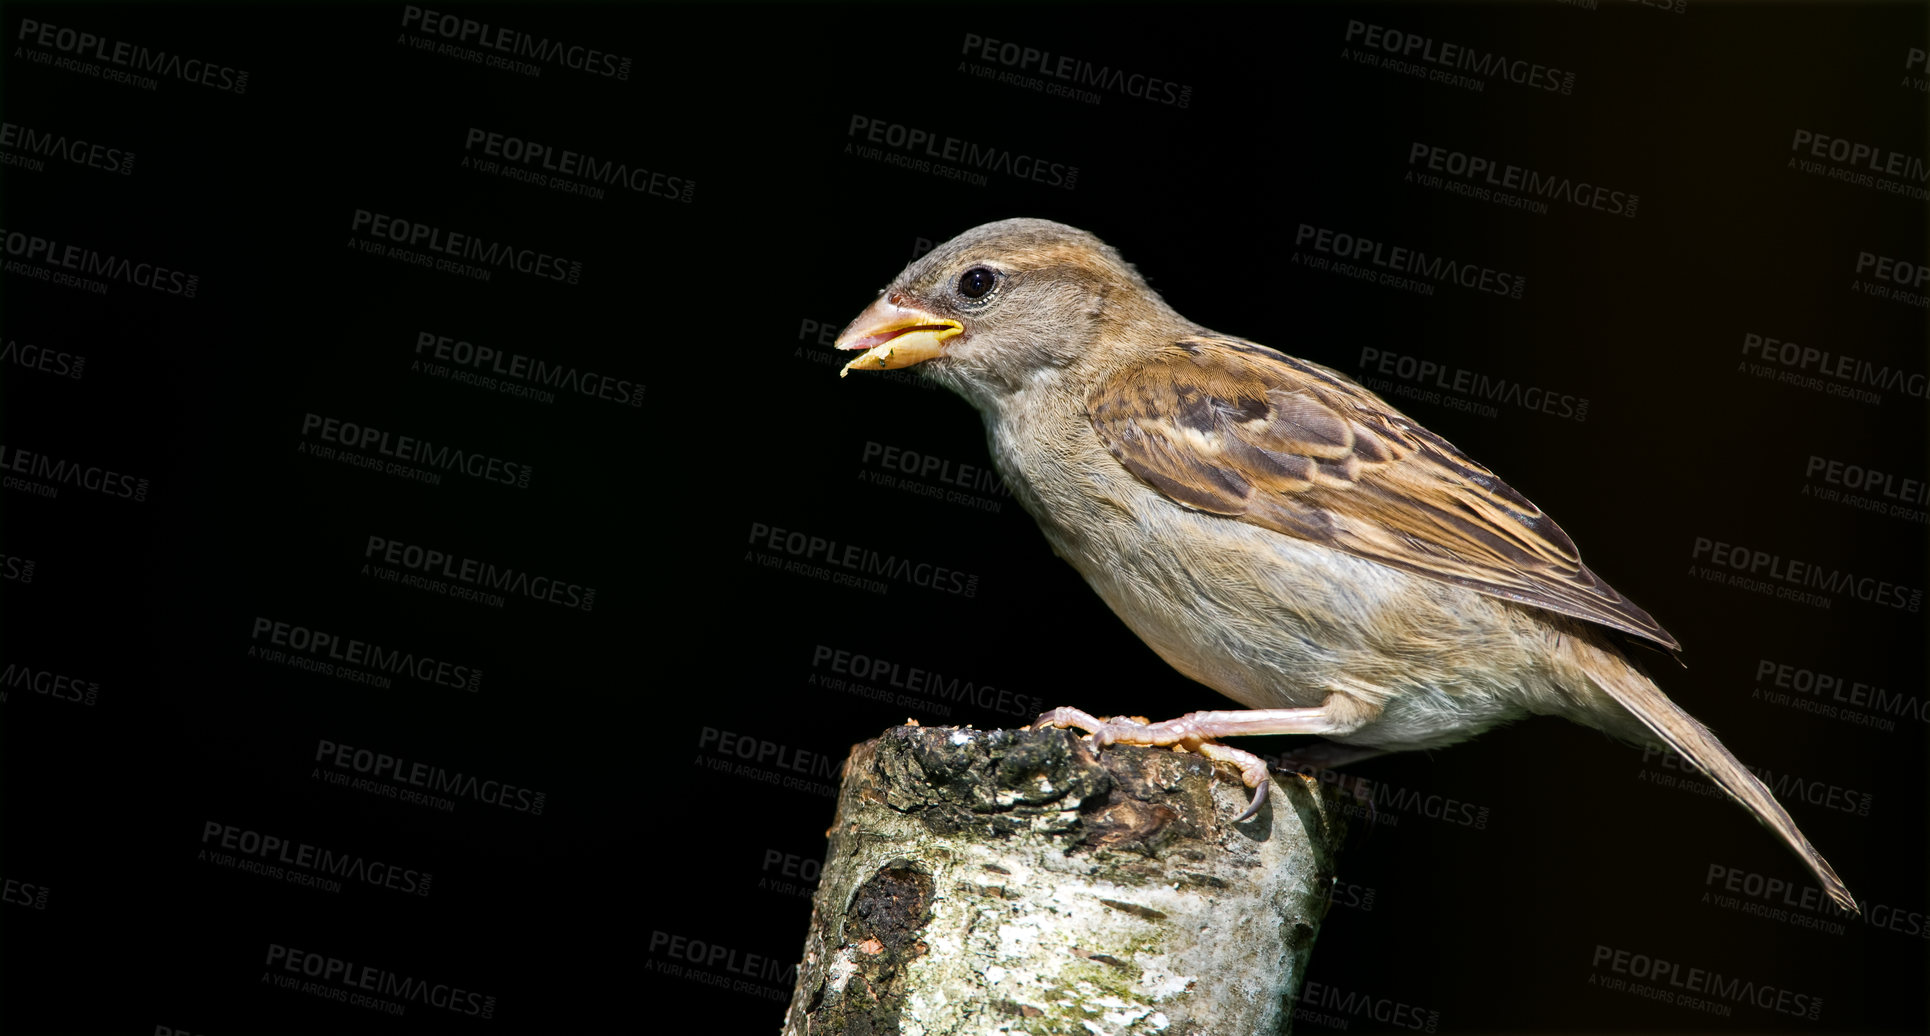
1088;336;1677;648
834;217;1856;913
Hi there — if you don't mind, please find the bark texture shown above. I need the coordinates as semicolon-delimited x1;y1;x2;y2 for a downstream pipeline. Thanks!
782;725;1344;1036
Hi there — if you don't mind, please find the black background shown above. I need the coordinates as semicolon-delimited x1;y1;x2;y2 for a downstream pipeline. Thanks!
2;2;1925;1033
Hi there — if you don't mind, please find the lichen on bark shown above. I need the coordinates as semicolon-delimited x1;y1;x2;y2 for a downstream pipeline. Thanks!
783;725;1345;1036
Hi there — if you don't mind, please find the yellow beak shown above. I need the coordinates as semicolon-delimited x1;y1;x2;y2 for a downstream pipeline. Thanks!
833;297;963;378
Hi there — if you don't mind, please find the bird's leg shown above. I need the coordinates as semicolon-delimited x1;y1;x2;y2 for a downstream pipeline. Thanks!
1033;705;1361;822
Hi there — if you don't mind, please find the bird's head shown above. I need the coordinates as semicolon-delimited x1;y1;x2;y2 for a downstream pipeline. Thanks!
835;218;1176;400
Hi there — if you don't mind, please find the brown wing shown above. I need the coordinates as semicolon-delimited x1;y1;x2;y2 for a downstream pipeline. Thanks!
1087;334;1679;650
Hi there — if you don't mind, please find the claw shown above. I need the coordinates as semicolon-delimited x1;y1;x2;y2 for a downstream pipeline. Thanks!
1234;780;1270;823
1194;740;1272;822
1032;706;1108;735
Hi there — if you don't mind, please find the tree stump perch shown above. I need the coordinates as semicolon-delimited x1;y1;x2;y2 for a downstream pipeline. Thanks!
782;725;1346;1036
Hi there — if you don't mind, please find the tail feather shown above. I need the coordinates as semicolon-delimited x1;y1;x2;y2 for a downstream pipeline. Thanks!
1577;640;1858;915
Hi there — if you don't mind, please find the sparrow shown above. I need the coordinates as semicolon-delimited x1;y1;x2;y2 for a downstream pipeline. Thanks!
833;217;1856;913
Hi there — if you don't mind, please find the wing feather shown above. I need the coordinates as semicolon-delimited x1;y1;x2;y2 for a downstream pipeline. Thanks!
1088;335;1679;650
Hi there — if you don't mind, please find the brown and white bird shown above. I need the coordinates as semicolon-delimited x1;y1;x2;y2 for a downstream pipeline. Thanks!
834;217;1856;912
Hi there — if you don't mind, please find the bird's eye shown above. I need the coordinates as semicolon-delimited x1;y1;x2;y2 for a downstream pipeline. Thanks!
956;267;997;300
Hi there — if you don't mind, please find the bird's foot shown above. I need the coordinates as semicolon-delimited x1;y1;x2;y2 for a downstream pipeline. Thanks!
1032;707;1274;822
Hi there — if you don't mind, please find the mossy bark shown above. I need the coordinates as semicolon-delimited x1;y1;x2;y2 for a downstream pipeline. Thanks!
782;725;1344;1036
